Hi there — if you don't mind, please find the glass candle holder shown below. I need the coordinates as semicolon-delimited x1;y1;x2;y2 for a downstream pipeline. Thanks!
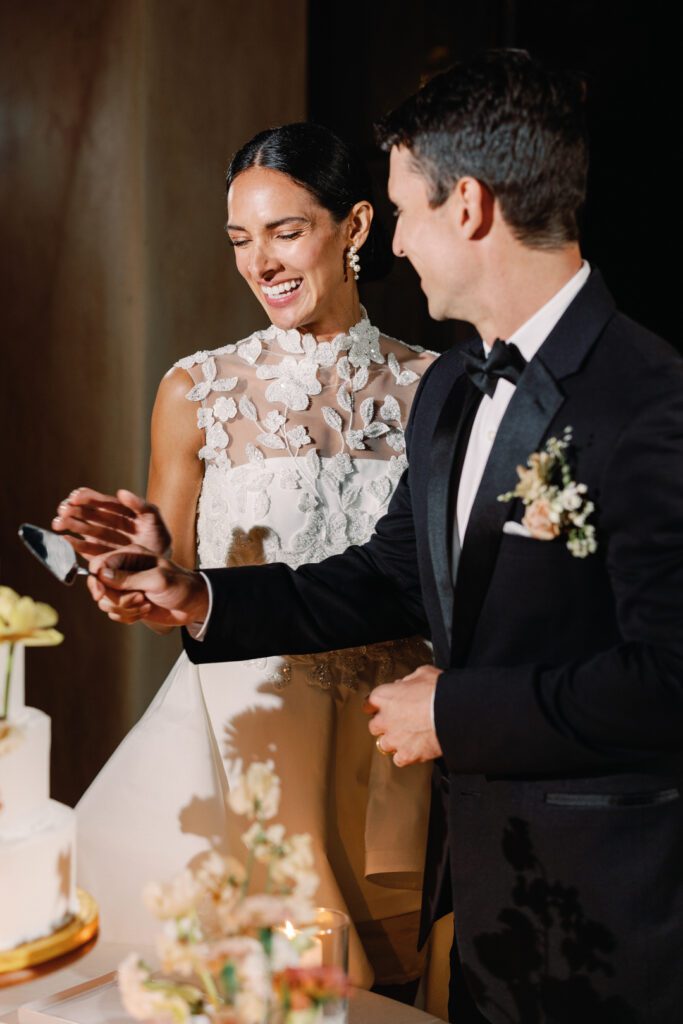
275;907;349;1024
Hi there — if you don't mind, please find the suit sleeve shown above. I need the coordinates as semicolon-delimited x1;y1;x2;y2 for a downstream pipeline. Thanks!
182;363;437;665
434;379;683;773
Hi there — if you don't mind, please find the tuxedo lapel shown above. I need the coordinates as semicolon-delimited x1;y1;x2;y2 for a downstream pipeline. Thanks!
448;268;617;666
450;358;564;662
427;373;477;657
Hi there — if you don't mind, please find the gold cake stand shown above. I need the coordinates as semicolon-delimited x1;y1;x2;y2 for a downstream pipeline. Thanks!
0;889;99;987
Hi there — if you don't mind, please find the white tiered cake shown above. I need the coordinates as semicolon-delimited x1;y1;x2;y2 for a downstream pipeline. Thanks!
0;645;77;950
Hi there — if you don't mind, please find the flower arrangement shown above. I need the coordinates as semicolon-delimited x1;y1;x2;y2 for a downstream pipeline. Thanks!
498;427;597;558
0;586;63;753
118;761;348;1024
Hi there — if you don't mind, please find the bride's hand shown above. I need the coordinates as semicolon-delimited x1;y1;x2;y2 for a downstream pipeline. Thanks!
52;488;172;562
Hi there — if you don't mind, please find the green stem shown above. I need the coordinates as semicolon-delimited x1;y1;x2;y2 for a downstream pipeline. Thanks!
2;642;15;721
197;965;221;1008
242;844;257;897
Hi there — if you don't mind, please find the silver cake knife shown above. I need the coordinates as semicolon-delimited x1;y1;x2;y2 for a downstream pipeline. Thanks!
18;523;90;585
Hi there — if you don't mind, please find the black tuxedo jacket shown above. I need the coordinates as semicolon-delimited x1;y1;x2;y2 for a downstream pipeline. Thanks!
185;270;683;1022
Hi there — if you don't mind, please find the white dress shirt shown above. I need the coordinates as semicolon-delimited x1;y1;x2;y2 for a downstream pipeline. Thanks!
454;261;591;562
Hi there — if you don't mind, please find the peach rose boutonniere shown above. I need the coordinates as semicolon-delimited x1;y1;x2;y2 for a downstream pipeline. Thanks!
498;427;597;558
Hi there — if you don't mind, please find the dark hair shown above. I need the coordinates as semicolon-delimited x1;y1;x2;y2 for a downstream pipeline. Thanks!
375;49;588;250
226;123;393;282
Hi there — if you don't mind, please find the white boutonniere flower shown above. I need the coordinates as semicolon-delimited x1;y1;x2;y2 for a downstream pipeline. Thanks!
498;427;597;558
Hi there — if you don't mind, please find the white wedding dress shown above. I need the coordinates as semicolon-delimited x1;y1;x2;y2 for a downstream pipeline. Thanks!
76;312;436;988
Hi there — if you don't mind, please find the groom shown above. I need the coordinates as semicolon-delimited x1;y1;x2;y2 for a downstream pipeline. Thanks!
59;51;683;1023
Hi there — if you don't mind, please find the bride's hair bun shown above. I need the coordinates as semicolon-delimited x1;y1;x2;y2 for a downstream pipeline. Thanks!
226;123;393;283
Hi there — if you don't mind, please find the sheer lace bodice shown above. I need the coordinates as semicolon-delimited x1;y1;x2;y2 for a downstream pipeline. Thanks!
176;310;435;574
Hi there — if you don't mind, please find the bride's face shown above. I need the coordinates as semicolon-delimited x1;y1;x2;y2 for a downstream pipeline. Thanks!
227;166;356;334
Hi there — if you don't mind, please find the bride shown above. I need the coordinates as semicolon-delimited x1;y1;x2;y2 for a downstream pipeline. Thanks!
55;122;436;994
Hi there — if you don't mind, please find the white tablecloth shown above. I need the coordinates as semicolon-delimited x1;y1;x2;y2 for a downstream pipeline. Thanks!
0;941;443;1024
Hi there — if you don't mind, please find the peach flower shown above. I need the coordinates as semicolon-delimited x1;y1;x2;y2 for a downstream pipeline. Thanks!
522;498;561;541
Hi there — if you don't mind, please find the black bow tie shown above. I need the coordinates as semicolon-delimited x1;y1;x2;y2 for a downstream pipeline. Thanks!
462;339;527;399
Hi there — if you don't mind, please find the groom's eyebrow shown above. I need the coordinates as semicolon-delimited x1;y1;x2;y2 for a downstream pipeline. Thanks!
225;216;311;231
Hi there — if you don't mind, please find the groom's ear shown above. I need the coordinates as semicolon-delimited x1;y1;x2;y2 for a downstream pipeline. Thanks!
450;177;494;241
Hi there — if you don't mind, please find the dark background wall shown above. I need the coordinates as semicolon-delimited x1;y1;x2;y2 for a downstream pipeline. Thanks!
310;0;679;355
0;0;307;805
0;0;678;805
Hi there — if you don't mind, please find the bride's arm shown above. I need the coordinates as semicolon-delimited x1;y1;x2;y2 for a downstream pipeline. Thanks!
141;368;203;635
147;367;203;572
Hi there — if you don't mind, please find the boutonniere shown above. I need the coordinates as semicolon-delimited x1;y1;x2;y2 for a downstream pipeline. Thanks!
498;427;597;558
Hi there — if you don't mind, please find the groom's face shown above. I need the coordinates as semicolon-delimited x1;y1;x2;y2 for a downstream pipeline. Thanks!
388;145;466;322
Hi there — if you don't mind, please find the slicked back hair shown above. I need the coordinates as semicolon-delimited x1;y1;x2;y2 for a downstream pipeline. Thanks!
226;123;393;282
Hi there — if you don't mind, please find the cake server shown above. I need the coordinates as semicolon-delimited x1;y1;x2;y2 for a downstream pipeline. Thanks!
18;523;90;584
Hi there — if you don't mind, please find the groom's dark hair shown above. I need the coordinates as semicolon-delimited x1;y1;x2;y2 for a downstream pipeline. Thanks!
375;49;588;250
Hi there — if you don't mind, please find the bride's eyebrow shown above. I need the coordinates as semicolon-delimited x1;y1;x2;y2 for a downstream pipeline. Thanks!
225;216;311;232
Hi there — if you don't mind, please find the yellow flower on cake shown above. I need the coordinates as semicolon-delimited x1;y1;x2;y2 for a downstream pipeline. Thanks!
0;586;63;646
1;585;64;728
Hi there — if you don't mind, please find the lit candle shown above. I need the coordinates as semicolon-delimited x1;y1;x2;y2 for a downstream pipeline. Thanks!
281;920;323;968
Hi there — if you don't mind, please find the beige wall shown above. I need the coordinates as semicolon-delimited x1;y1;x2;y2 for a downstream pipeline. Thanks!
0;0;307;804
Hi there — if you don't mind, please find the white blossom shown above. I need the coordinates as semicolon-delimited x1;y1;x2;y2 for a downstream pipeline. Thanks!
118;955;192;1023
143;869;200;920
228;760;281;821
206;422;229;450
329;453;354;481
256;357;322;411
214;396;237;422
385;429;406;452
197;407;214;429
262;410;286;433
380;394;401;423
345;322;384;368
175;349;209;370
387;454;408;479
286;425;312;450
298;492;319;513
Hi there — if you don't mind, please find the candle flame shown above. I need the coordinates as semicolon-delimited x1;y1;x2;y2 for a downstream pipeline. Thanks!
283;920;297;940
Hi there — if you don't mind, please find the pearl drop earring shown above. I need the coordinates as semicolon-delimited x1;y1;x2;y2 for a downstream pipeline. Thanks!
347;244;361;281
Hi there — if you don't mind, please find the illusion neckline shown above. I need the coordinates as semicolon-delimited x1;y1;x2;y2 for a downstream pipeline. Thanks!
257;306;373;350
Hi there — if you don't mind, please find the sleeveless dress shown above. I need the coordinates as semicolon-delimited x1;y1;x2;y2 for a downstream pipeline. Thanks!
76;312;436;988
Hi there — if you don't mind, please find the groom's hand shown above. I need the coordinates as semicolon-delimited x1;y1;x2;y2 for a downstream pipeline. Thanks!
364;664;443;767
86;546;209;627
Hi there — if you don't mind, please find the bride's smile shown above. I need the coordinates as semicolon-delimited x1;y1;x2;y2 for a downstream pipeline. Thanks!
226;164;371;339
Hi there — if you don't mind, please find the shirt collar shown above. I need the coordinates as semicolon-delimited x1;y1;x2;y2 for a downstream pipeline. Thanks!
484;260;591;361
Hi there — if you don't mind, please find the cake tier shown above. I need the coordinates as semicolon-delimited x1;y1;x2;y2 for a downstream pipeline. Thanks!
0;798;77;950
0;706;50;832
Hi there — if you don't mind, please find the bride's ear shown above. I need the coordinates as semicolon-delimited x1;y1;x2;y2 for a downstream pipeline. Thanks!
347;200;373;251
